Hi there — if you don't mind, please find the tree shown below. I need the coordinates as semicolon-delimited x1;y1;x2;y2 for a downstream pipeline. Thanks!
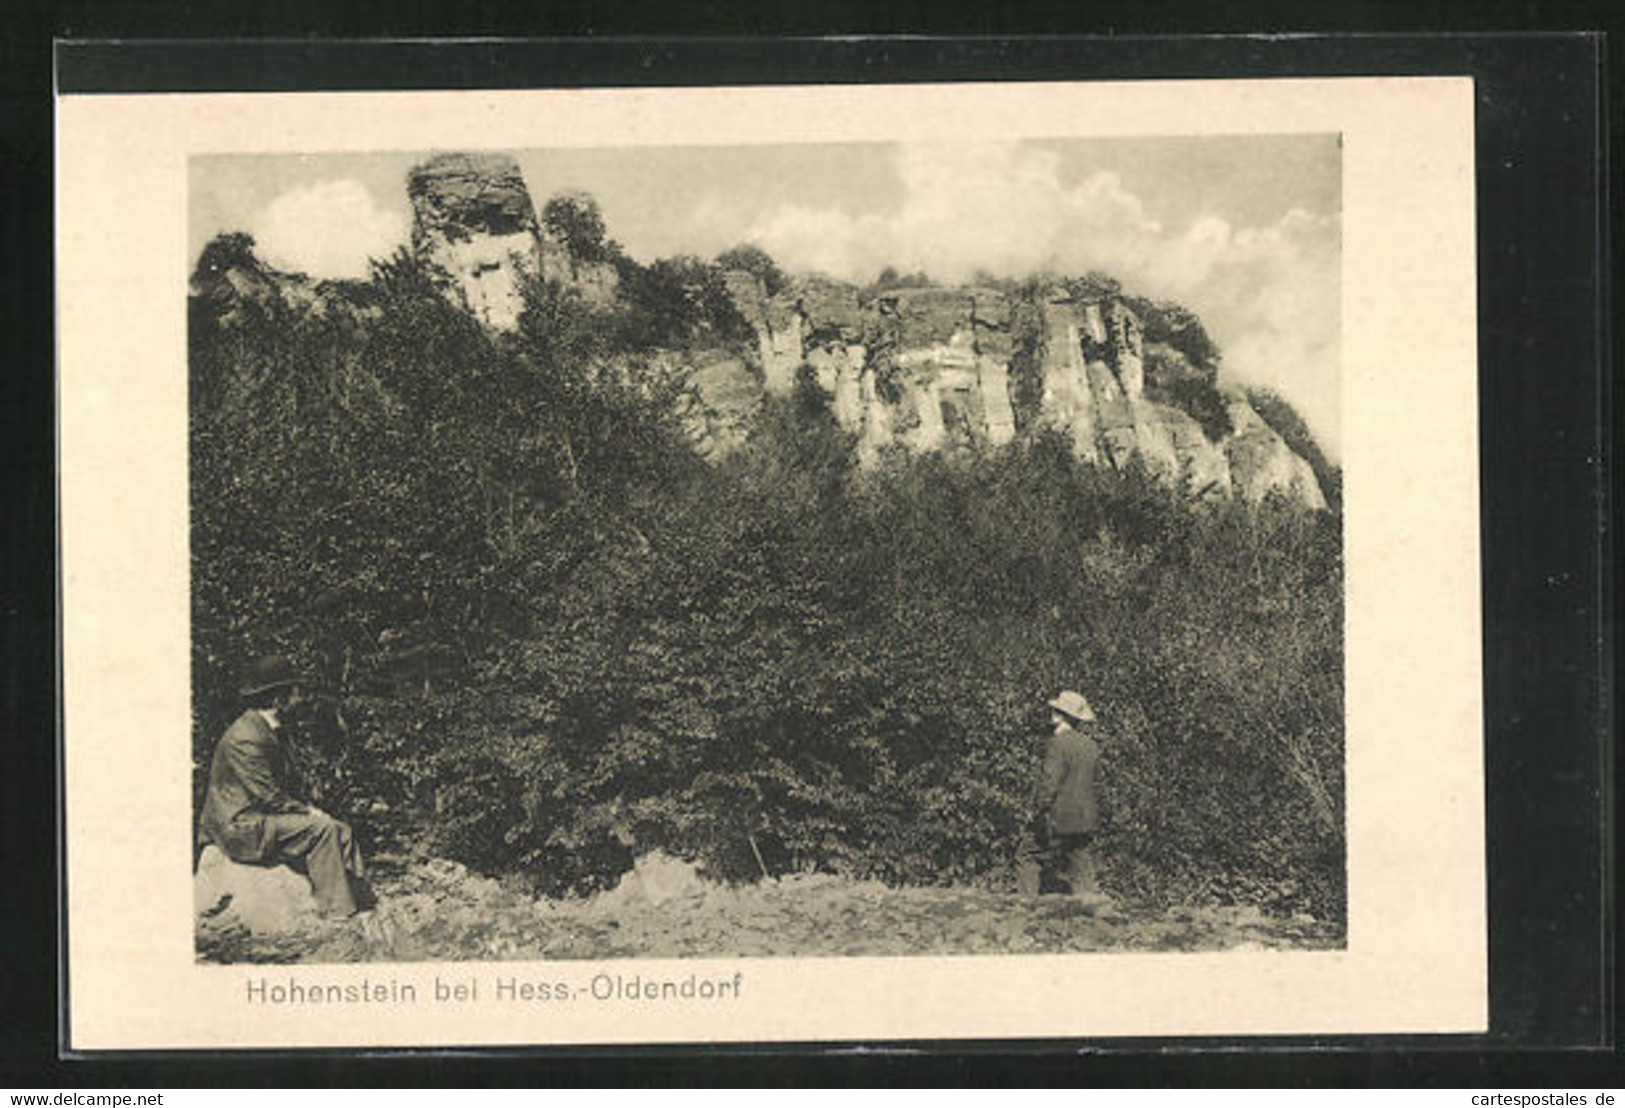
715;243;787;297
541;191;613;264
610;254;751;350
1068;271;1122;300
1127;296;1223;375
189;227;1345;921
192;231;259;282
868;266;934;295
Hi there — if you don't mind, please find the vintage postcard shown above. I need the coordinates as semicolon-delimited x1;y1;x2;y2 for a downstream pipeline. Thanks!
58;77;1482;1049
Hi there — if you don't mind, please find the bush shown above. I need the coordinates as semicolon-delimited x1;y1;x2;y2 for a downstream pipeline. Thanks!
541;192;615;264
1006;284;1049;432
404;428;1343;916
608;254;754;352
715;243;788;297
1160;375;1234;441
191;233;1345;921
865;266;935;297
1126;295;1223;374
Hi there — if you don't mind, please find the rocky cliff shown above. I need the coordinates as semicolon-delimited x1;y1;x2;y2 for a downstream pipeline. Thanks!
715;271;1326;509
407;152;617;329
193;152;1329;511
189;231;370;325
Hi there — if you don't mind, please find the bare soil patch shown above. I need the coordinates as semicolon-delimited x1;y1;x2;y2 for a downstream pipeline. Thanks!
198;850;1343;964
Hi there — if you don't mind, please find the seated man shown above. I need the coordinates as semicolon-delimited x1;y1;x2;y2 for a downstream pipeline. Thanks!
197;654;369;916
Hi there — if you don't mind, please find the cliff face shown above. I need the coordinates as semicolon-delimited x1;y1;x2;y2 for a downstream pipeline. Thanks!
191;154;622;333
1222;400;1328;509
393;151;1325;509
194;152;1329;512
716;272;1327;509
406;152;617;329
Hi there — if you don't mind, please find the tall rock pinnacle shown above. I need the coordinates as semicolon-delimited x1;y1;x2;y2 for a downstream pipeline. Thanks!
406;151;616;329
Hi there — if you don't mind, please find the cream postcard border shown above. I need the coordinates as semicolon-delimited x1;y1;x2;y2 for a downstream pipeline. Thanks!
58;78;1482;1050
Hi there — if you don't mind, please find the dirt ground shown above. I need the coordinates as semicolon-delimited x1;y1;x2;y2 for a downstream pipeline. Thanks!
197;849;1344;964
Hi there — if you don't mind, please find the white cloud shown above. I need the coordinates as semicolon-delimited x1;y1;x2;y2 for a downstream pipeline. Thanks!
1187;215;1232;246
746;143;1341;458
252;179;408;281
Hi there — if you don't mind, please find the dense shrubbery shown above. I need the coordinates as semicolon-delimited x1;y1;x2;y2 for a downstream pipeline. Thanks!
609;254;755;352
191;234;1344;920
537;192;754;353
864;266;937;297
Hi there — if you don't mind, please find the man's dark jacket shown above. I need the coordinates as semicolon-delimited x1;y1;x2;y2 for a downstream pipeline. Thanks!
198;710;308;863
1036;722;1100;835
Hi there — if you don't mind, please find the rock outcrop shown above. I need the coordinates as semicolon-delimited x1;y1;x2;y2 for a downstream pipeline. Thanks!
1223;399;1329;509
193;151;1331;511
393;151;1327;508
189;233;373;327
407;152;617;329
653;349;763;460
194;844;322;934
718;271;1326;507
1030;287;1238;498
874;286;1018;454
723;277;1024;464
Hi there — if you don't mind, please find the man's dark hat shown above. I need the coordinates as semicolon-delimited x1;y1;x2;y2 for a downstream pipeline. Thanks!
239;654;302;697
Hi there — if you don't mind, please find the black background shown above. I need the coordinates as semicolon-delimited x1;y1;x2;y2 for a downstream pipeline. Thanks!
5;11;1617;1088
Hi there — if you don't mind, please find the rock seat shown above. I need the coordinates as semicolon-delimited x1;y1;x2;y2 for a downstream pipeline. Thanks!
193;844;322;934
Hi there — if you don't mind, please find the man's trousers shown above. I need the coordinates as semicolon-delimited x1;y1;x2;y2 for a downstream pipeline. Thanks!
1015;827;1099;898
261;812;367;916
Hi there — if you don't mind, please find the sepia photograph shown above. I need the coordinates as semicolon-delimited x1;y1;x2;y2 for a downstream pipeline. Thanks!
59;78;1482;1048
187;138;1345;964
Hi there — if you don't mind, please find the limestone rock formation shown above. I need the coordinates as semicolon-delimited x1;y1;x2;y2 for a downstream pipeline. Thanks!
407;152;617;329
724;277;1025;464
655;349;763;459
194;844;322;934
1223;399;1329;509
189;233;373;327
1033;287;1234;498
192;151;1331;513
875;287;1018;454
713;271;1325;507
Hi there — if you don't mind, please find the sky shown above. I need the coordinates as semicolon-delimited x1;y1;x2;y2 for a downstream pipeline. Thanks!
191;136;1341;457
